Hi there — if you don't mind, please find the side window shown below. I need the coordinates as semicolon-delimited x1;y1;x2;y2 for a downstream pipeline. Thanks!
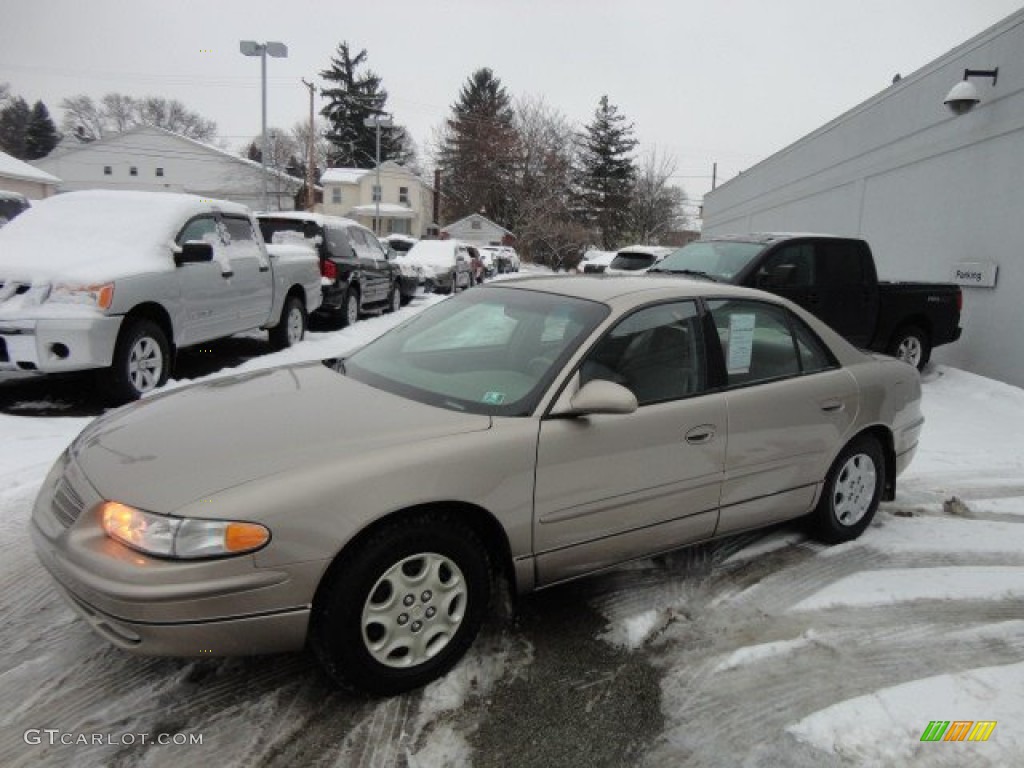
758;243;814;289
347;227;369;255
580;301;704;406
363;230;387;257
221;216;255;243
176;216;219;245
326;226;354;259
816;240;866;287
791;315;835;374
707;300;801;386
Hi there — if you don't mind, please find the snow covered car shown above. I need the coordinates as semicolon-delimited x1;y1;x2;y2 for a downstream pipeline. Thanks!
0;191;320;402
604;244;675;276
398;239;472;293
257;212;410;322
478;245;518;275
579;248;616;274
31;276;922;695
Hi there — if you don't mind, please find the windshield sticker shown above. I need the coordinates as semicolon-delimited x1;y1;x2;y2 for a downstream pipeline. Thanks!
726;313;756;374
482;391;506;405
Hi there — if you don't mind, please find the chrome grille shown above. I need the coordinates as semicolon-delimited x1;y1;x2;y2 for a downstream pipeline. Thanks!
52;478;86;527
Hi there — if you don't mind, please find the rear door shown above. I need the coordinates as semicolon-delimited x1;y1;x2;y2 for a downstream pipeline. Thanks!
815;239;878;347
221;214;273;330
348;226;388;302
533;300;725;585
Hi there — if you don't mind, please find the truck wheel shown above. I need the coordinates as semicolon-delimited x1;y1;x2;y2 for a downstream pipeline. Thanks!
103;319;170;403
888;326;930;370
309;513;491;695
269;295;306;350
809;435;885;544
341;286;360;327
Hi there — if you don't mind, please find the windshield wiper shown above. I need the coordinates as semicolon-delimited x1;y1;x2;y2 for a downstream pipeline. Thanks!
649;267;718;282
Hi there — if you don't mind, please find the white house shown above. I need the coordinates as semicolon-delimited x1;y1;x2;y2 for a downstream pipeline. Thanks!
702;9;1024;388
1;150;60;199
319;161;435;237
33;125;306;211
441;213;513;246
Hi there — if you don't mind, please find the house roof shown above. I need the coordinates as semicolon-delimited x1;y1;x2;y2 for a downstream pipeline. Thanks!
442;212;512;236
0;150;61;185
35;125;312;189
321;168;371;185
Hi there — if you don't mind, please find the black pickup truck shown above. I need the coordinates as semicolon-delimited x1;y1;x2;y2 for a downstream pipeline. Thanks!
649;234;962;369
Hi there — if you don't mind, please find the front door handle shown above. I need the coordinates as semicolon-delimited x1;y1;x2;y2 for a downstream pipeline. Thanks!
221;270;234;279
685;425;717;445
820;399;845;412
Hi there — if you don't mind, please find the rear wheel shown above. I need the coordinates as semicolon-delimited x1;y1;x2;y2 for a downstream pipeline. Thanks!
385;283;401;314
103;318;170;403
887;325;930;370
310;514;491;695
341;286;360;327
269;295;305;350
810;435;885;544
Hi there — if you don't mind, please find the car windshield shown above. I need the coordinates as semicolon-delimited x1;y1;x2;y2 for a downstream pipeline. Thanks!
609;252;657;271
344;286;608;416
654;241;766;280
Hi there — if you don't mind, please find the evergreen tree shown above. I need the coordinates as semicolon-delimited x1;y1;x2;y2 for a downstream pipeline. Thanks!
0;96;31;159
437;68;519;226
574;95;638;249
319;42;408;168
25;101;59;159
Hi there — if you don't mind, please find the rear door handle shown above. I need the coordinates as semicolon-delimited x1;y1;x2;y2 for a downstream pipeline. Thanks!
820;399;845;412
685;425;717;445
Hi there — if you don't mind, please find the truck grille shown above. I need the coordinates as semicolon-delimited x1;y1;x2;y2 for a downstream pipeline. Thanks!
52;478;87;527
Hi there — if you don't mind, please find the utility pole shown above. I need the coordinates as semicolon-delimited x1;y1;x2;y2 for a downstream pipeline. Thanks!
301;78;316;211
712;162;717;191
363;113;393;235
240;40;288;211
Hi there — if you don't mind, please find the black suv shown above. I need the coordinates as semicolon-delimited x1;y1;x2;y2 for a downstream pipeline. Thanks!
258;213;404;326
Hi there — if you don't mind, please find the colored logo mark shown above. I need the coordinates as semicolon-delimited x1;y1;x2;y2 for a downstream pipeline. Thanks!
920;720;997;742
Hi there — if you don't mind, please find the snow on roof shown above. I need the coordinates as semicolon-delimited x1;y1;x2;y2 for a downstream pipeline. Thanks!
255;210;360;228
401;239;459;268
0;190;249;283
321;168;371;185
348;203;415;218
0;150;61;185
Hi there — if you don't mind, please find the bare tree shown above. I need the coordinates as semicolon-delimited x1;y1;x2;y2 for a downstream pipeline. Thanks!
59;92;217;142
629;146;687;244
59;95;106;141
291;118;331;175
0;83;10;107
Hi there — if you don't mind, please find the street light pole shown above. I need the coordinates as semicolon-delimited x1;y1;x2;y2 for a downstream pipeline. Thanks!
363;113;393;234
240;40;288;211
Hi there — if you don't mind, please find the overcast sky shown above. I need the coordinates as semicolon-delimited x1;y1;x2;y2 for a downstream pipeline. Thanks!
2;0;1022;213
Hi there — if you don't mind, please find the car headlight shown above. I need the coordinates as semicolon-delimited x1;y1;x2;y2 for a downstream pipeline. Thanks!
101;501;270;558
49;282;115;310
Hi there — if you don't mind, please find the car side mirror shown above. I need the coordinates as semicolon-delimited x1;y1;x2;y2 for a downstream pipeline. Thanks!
557;380;638;417
175;240;214;266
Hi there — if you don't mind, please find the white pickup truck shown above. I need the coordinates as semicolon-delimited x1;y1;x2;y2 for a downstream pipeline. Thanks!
0;191;321;402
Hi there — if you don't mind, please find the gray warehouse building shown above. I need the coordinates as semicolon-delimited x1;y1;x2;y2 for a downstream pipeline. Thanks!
703;9;1024;388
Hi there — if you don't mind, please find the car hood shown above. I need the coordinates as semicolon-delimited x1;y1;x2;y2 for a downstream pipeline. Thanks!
72;362;491;514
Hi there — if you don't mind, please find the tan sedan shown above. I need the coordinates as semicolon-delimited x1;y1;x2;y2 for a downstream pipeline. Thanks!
30;276;923;695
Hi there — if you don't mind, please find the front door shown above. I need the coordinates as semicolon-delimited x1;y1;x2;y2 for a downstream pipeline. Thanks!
533;301;725;586
175;215;238;345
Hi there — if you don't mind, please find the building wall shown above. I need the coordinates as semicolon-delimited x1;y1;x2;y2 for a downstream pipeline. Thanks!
0;177;55;199
34;127;300;210
702;10;1024;387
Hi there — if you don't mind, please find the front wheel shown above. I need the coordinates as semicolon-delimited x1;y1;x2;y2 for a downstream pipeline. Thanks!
810;435;885;544
887;325;930;370
102;318;170;403
269;295;306;350
310;514;491;695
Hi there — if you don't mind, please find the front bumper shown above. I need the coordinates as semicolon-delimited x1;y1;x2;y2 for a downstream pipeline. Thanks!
0;315;122;373
30;455;325;657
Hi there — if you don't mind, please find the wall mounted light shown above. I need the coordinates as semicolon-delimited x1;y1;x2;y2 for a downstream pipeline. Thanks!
944;68;998;115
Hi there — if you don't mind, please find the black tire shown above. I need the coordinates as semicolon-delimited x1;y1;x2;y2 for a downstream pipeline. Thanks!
102;318;170;404
268;295;306;350
340;286;360;328
310;514;491;696
385;282;401;314
887;325;931;371
810;435;885;544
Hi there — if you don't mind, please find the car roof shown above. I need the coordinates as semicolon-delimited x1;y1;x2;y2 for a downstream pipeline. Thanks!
492;274;779;306
256;210;363;229
615;244;674;256
700;232;863;245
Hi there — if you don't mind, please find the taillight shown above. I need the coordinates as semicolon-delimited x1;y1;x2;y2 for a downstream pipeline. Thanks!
321;259;338;280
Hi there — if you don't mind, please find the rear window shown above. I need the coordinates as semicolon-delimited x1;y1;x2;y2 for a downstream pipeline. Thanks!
609;252;656;271
258;217;319;244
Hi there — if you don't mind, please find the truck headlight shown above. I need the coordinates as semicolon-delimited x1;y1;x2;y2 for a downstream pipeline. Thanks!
49;282;115;310
101;501;270;558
